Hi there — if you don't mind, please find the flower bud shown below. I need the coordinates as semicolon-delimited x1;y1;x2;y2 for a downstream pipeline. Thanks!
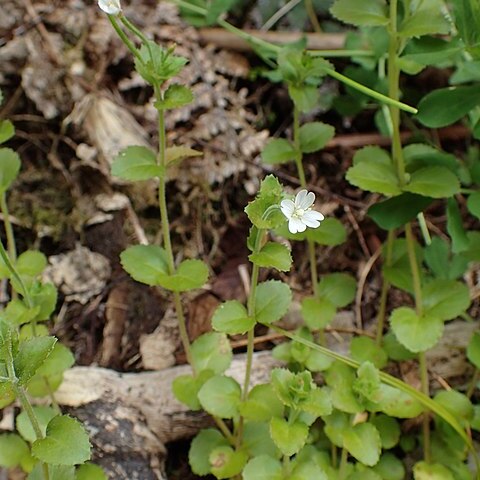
98;0;122;15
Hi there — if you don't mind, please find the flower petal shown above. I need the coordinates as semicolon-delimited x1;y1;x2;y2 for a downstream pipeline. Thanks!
98;0;122;14
303;210;324;222
289;217;306;234
294;190;308;208
300;191;316;210
280;199;295;219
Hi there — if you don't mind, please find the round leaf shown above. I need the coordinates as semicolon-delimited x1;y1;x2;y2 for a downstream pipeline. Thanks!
343;423;381;466
422;279;470;320
120;245;169;286
212;300;254;335
306;217;347;246
191;332;232;374
317;272;356;308
249;242;292;272
0;433;30;468
390;307;444;353
261;138;297;165
254;280;292;324
301;296;336;329
157;259;209;292
111;146;164;181
243;455;283;480
350;336;388;369
370;415;401;450
269;417;308;456
209;446;247;479
189;428;229;476
76;463;108;480
0;148;21;194
17;406;57;443
403;166;460;198
239;384;284;422
413;461;454;480
299;122;335;153
31;415;91;465
198;375;241;418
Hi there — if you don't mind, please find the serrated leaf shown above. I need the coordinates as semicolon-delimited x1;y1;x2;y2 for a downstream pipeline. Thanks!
324;362;363;413
467;191;480;219
317;272;356;308
417;86;480;128
343;423;381;466
120;245;169;286
330;0;389;26
390;307;443;353
0;148;21;193
399;4;450;38
198;375;241;418
211;300;254;335
111;146;163;181
404;166;460;198
270;417;308;456
353;361;381;403
298;122;335;153
346;146;400;196
240;384;284;422
189;428;229;476
306;217;346;246
191;332;232;374
422;279;470;320
249;242;292;272
254;280;292;324
14;336;57;385
31;415;91;465
261;138;297;165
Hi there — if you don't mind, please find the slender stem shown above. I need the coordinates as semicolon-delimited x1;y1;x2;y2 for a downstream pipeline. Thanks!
405;224;423;312
1;193;16;262
417;213;432;246
376;230;395;345
419;351;431;463
338;447;348;479
305;0;322;33
108;16;142;61
467;369;480;398
213;417;236;445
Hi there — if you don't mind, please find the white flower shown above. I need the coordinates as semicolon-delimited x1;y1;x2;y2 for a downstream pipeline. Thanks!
98;0;122;15
280;189;324;234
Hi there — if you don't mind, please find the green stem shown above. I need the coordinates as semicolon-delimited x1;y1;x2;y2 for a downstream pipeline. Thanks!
376;230;394;345
108;15;142;62
467;369;480;398
305;0;321;33
405;224;423;311
1;193;16;262
170;0;417;113
419;351;431;463
338;447;348;479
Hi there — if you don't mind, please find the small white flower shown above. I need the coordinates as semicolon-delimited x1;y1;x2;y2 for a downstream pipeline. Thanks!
98;0;122;15
280;189;325;234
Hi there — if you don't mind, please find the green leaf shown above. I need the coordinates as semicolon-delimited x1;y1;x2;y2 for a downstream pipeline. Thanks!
413;461;454;480
298;122;335;153
0;433;30;467
242;422;279;458
212;300;255;335
270;417;308;456
29;282;57;322
111;146;163;181
17;406;57;443
254;280;291;324
31;415;91;465
306;217;346;246
28;464;75;480
288;84;319;113
403;166;460;198
172;370;213;410
346;146;400;196
467;331;480;369
301;296;336;329
240;384;284;422
189;428;229;476
245;175;285;229
76;463;108;480
368;193;434;230
330;0;389;26
5;299;40;326
350;336;387;369
390;307;443;353
249;242;292;272
261;139;297;165
451;0;480;58
343;423;381;466
417;86;480;128
205;0;238;24
324;410;349;446
422;279;470;320
370;415;401;450
353;361;381;403
155;84;194;110
165;146;202;166
377;384;424;418
399;3;450;38
372;452;405;480
16;251;47;277
14;336;57;385
0;120;14;144
324;362;363;413
0;148;21;194
467;191;480;219
383;331;416;361
243;455;283;480
317;273;356;308
447;197;470;253
27;343;75;397
300;387;332;417
120;245;169;286
191;332;232;374
156;259;209;292
198;375;241;418
424;236;468;280
209;446;247;479
434;390;473;424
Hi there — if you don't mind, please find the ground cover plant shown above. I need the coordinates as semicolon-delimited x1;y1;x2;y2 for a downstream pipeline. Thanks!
1;0;480;479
